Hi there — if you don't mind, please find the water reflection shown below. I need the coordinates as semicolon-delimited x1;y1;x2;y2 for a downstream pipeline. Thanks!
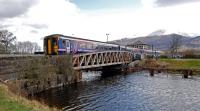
36;71;200;111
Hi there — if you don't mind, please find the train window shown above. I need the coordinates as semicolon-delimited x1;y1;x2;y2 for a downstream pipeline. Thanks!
52;38;57;45
80;42;86;48
62;40;66;47
93;44;98;49
87;44;93;49
66;42;69;47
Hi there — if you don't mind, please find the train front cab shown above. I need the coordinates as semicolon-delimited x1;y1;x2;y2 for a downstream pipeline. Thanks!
44;36;58;55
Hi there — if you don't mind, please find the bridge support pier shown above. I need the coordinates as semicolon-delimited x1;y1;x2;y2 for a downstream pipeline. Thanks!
74;70;82;82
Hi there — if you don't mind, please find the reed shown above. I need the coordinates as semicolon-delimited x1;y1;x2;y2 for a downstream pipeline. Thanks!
0;84;61;111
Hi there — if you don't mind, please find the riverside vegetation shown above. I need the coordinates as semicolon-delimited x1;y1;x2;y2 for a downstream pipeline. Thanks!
159;59;200;69
135;58;200;75
137;59;200;70
0;84;60;111
0;55;76;111
4;55;75;96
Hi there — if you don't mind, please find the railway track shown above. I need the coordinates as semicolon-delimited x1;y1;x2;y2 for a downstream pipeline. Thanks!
0;54;44;58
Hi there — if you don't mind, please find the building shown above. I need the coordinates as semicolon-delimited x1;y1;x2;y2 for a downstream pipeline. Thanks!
127;41;151;50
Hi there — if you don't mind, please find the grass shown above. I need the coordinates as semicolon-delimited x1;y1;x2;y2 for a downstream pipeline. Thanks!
159;59;200;69
0;84;60;111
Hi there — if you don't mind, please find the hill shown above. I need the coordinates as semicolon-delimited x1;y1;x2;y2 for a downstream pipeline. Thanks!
112;34;200;51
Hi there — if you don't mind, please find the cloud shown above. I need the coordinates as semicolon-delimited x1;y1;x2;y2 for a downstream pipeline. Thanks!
23;23;48;29
0;24;12;29
0;0;38;19
30;30;38;34
5;0;81;45
2;0;200;48
155;0;200;7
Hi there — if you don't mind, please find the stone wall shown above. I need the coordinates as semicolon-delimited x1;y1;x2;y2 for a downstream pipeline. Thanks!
0;55;76;96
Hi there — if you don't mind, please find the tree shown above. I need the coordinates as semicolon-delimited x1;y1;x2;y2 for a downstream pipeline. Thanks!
0;30;16;53
0;43;4;53
14;41;41;54
33;42;41;52
169;35;182;58
182;49;200;58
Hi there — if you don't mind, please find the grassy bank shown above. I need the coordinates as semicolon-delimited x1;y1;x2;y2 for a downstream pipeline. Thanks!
0;84;60;111
159;59;200;69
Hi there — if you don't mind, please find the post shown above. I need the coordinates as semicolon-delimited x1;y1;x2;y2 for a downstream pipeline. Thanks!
74;70;82;83
151;44;154;58
106;33;110;42
149;69;154;76
182;70;189;78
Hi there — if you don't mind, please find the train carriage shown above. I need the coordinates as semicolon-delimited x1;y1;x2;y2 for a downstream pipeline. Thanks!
43;34;162;60
44;34;120;55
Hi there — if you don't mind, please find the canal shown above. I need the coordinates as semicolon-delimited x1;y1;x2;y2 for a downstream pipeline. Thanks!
36;71;200;111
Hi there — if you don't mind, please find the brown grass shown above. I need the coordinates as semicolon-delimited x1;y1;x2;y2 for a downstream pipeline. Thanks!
0;84;61;111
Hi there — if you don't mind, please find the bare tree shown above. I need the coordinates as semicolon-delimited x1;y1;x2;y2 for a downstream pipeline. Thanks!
0;43;4;53
15;41;41;54
169;36;182;58
0;30;16;53
33;42;41;52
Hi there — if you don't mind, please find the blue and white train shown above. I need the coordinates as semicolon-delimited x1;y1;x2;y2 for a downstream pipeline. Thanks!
43;34;162;59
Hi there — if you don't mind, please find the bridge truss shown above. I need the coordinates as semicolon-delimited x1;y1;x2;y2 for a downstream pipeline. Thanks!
72;51;133;70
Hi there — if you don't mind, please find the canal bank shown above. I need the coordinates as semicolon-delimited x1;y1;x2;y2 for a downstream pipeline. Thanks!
128;59;200;77
0;84;60;111
0;55;93;111
0;55;77;97
159;59;200;70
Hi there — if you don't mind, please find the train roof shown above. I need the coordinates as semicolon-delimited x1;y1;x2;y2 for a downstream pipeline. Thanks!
44;34;119;46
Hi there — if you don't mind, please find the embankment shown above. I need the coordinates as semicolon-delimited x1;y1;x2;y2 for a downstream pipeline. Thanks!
128;59;200;76
0;84;60;111
159;59;200;70
0;55;76;96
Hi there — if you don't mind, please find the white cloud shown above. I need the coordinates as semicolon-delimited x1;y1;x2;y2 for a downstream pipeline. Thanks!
155;0;200;7
0;0;38;19
2;0;200;48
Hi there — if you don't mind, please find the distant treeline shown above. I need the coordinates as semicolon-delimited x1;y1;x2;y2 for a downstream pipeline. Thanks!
0;30;41;54
161;49;200;59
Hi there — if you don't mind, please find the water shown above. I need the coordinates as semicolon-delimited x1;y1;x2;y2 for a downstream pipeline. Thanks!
36;72;200;111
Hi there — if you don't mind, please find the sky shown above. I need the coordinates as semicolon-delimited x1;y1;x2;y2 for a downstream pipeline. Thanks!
1;0;200;47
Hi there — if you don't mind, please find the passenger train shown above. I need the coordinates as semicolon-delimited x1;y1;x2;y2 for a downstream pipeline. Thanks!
43;34;160;59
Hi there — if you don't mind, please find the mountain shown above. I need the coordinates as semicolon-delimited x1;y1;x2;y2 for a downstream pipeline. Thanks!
148;29;166;36
185;36;200;48
112;34;200;51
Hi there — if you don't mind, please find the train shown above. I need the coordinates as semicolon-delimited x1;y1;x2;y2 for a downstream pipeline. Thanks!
43;34;161;59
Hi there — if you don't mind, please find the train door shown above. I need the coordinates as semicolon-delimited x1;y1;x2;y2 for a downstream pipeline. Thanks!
52;37;58;55
47;38;51;55
44;38;51;55
65;40;70;53
44;37;58;55
70;40;78;54
59;39;70;54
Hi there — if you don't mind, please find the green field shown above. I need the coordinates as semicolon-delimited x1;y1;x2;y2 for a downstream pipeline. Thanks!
159;59;200;69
